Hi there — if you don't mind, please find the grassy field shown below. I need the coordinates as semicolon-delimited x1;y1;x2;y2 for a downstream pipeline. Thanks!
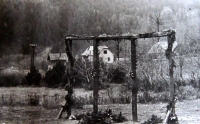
0;99;200;124
0;86;199;123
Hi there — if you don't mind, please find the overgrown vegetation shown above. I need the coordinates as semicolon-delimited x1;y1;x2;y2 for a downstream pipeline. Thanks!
0;69;26;87
137;78;168;92
0;74;23;87
74;108;127;124
138;91;170;104
25;66;42;86
44;61;66;88
73;59;127;90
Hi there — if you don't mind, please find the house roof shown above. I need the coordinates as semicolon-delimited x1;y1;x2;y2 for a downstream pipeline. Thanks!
47;53;68;61
82;46;109;56
148;41;178;54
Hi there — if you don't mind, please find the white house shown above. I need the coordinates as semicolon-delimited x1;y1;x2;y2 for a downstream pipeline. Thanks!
147;40;178;59
81;46;114;63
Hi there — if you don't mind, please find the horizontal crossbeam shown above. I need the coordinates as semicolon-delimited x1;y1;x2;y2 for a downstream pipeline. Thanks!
66;29;175;41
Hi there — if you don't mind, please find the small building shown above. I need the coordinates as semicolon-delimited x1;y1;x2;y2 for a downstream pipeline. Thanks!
47;53;68;70
81;46;114;63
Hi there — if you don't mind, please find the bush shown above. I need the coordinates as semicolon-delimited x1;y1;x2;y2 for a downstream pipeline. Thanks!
154;80;168;93
189;79;200;88
137;78;169;93
0;73;25;87
177;85;198;100
44;61;66;88
111;67;126;83
138;78;154;91
25;66;42;86
175;79;186;87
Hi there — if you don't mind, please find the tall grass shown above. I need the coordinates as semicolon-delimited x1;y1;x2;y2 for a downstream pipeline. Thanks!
0;75;199;109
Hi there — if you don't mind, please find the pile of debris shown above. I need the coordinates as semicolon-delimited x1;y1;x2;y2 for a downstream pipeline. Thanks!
142;114;163;124
71;107;127;124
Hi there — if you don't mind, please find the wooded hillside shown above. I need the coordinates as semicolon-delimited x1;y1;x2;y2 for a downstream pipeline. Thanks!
0;0;199;56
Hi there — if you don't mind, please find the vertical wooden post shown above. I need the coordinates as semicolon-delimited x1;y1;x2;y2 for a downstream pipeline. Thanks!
167;33;175;100
131;38;138;121
66;39;72;117
115;40;120;61
93;39;99;113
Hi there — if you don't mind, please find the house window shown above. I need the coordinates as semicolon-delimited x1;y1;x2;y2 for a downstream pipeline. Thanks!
108;57;110;61
104;50;107;54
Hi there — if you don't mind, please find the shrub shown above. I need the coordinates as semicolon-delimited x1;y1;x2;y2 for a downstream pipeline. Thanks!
175;79;186;87
0;73;25;87
138;78;153;91
189;79;199;88
177;85;198;100
44;61;66;88
154;80;168;93
137;78;169;93
111;67;126;83
25;66;42;86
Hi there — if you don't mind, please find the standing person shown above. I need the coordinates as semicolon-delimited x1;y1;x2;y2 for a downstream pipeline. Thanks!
57;84;73;119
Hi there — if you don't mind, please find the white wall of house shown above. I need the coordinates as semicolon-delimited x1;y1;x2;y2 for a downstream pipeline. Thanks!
99;48;114;63
81;46;114;63
88;55;93;62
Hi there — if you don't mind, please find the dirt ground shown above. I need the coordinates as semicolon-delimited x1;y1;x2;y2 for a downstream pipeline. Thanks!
0;99;199;124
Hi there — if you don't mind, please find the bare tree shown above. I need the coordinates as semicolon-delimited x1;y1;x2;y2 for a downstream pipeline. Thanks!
150;13;163;42
74;58;93;90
